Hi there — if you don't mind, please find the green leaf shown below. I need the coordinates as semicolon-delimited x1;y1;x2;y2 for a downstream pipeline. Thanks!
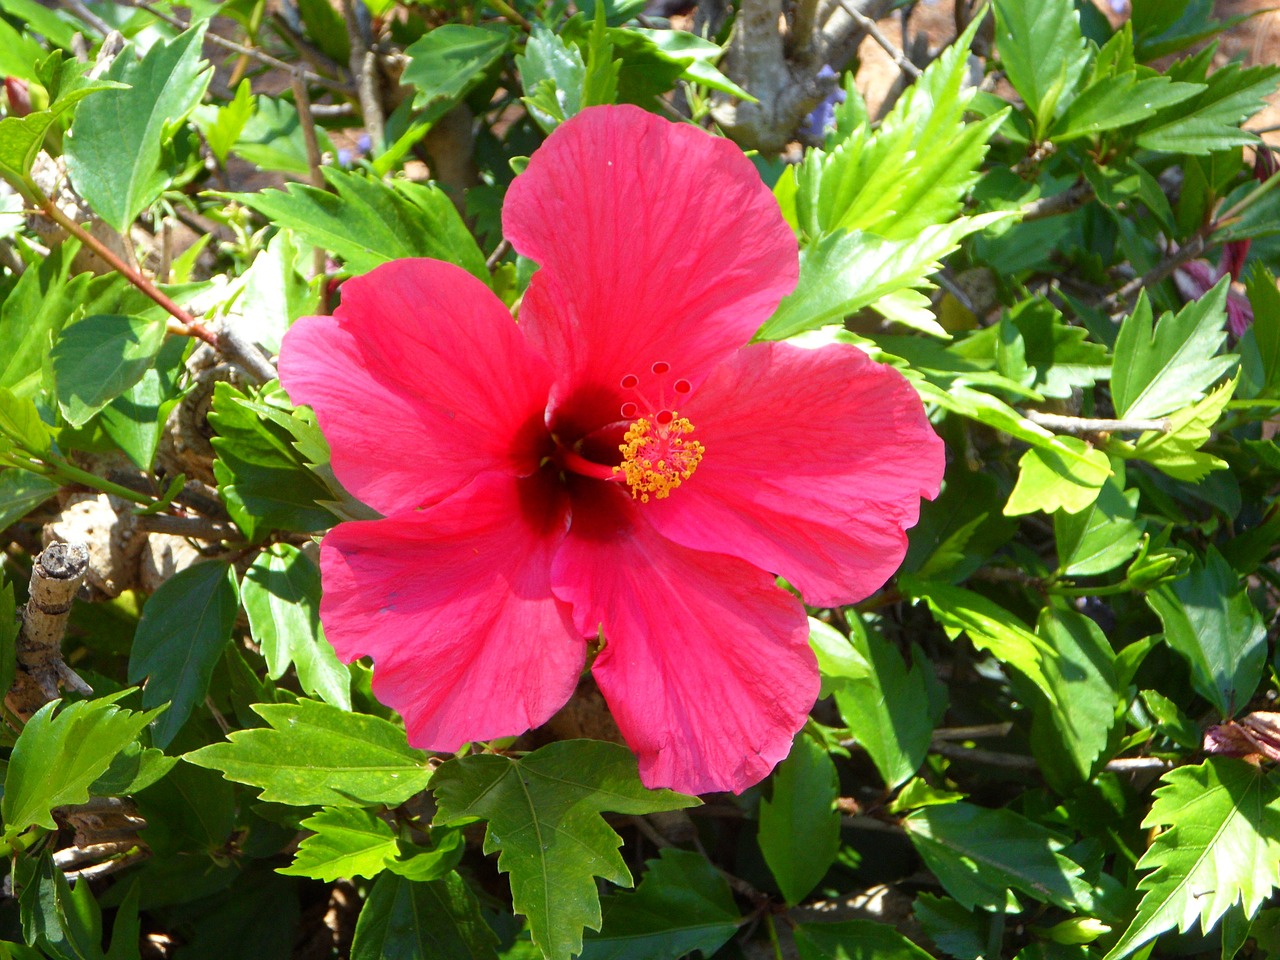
1245;262;1280;394
241;544;350;709
794;919;936;960
1136;62;1280;155
901;577;1056;701
19;849;104;960
759;215;1007;341
581;848;740;960
0;245;89;398
0;387;51;454
431;740;697;960
89;741;177;797
65;25;212;232
3;694;159;833
992;0;1089;131
351;871;499;960
200;77;254;166
1146;547;1266;718
208;381;336;541
1004;437;1111;516
905;803;1090;912
98;334;186;471
1127;376;1235;480
184;698;432;807
277;807;400;882
517;26;586;133
1111;284;1237;420
0;581;14;697
1053;74;1203;142
1105;760;1280;960
759;733;840;904
226;168;488;281
794;15;1004;242
127;561;239;748
1028;608;1120;788
0;470;58;530
50;314;168;427
634;29;751;100
233;231;318;356
830;621;933;788
1055;473;1143;577
403;25;510;110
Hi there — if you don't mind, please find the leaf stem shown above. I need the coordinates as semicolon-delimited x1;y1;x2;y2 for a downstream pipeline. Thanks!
0;451;159;507
0;825;49;859
485;0;533;31
765;911;784;960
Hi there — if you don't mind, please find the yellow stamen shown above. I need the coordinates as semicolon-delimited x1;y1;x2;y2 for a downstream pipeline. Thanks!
613;415;704;503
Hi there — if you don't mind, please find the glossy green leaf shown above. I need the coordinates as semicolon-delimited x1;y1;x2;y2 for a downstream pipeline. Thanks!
199;77;254;165
0;387;50;454
97;334;186;471
184;699;432;807
1112;284;1236;421
278;806;399;882
992;0;1089;130
18;850;104;960
905;803;1090;911
1136;62;1280;154
1245;262;1280;394
759;733;840;904
432;740;697;960
0;245;88;399
1105;760;1280;960
65;25;212;232
351;871;499;960
225;167;488;280
0;470;58;530
1055;473;1142;576
1146;548;1266;718
1127;376;1234;481
518;25;586;133
3;694;160;833
127;561;239;748
1053;74;1202;142
581;849;740;960
795;919;936;960
241;544;350;709
51;314;168;427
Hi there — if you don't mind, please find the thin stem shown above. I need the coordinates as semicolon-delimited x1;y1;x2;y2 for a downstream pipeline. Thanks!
1021;180;1093;221
835;0;920;77
341;0;386;148
1098;235;1206;315
765;912;784;960
485;0;534;31
1023;410;1171;435
0;825;49;859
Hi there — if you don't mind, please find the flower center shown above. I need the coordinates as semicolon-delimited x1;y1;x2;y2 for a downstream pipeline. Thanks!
611;362;704;502
614;413;704;502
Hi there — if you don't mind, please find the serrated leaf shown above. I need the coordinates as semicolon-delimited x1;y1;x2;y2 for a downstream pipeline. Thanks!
901;577;1056;702
759;215;1008;341
1136;63;1280;155
1245;262;1280;394
50;314;168;427
351;871;499;960
759;733;840;904
582;848;740;960
65;25;212;231
127;561;239;748
225;167;488;280
431;740;697;960
992;0;1089;131
1053;74;1203;142
199;77;254;166
793;15;1003;242
184;699;432;807
1111;284;1237;420
1105;760;1280;960
278;807;399;881
831;620;933;789
905;803;1090;911
795;919;936;960
1128;376;1235;481
0;245;89;399
2;695;160;833
88;741;177;797
241;543;350;709
19;849;104;960
1004;437;1111;516
208;381;336;541
1146;547;1266;718
403;24;510;110
517;25;586;133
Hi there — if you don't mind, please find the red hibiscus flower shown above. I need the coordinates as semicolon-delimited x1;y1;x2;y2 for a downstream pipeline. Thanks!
278;105;945;795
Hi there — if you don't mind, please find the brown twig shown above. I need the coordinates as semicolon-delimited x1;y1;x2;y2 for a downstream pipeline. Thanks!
1023;410;1172;435
341;0;386;148
1098;235;1207;315
834;0;920;78
1021;181;1093;222
931;742;1176;773
6;542;91;721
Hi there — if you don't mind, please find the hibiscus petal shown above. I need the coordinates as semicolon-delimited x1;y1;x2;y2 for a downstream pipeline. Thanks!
503;105;798;437
320;471;584;751
279;259;554;515
553;481;817;795
645;341;944;607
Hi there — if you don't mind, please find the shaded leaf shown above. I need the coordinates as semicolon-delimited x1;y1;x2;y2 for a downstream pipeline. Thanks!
795;919;936;960
50;314;168;427
759;733;840;904
351;871;499;960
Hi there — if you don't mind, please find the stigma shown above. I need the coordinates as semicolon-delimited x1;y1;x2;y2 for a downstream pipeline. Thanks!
615;412;704;502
